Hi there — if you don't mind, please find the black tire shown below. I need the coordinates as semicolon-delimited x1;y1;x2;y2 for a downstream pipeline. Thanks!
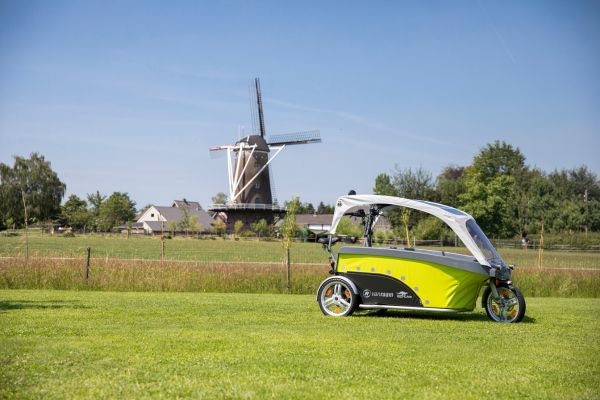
317;277;358;317
483;284;526;323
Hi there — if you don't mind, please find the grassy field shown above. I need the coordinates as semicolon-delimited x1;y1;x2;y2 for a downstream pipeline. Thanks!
1;234;599;297
1;290;599;399
1;232;599;267
1;257;599;298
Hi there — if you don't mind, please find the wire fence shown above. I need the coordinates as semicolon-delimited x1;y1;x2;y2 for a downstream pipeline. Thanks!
1;232;599;269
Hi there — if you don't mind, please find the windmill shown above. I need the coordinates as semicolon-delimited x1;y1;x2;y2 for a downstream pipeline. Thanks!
209;78;321;230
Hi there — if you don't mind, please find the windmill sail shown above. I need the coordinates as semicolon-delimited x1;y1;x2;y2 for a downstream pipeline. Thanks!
255;78;266;138
267;130;321;146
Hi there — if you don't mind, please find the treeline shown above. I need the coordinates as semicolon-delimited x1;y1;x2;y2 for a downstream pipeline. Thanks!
374;141;600;239
283;200;334;215
0;153;335;233
2;143;599;240
0;153;137;232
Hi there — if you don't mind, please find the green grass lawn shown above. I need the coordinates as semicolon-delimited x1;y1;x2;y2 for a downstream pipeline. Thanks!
1;290;599;399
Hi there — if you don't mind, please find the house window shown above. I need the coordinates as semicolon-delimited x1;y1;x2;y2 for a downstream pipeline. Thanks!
255;181;261;189
151;213;155;218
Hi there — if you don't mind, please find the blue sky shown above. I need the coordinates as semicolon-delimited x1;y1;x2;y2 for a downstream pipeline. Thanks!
1;0;599;209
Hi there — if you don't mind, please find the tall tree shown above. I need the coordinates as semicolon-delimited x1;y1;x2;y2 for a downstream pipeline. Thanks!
373;173;397;196
61;194;90;230
0;153;66;228
233;220;244;237
251;218;270;239
316;201;334;214
377;167;436;232
518;168;554;235
469;141;526;182
548;166;600;232
459;141;527;237
283;198;315;214
391;166;436;200
280;197;300;291
435;165;465;207
213;218;226;236
211;192;228;205
176;207;193;235
87;191;106;232
98;192;136;232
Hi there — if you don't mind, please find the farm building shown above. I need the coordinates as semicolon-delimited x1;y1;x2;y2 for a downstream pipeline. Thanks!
136;199;215;235
295;214;333;236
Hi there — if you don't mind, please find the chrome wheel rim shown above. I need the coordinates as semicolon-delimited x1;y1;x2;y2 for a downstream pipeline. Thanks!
320;281;353;316
487;287;520;322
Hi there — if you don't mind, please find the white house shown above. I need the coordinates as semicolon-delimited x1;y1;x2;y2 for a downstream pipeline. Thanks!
137;199;215;234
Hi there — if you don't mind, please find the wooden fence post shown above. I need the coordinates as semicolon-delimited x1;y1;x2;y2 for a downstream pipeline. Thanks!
286;247;291;292
86;247;91;280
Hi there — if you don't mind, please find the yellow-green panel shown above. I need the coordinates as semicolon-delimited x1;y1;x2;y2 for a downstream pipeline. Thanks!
337;253;488;310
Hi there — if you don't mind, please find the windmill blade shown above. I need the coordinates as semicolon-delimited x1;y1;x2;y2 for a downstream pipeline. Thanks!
255;78;266;138
267;130;321;146
209;145;232;151
209;144;234;159
249;80;259;136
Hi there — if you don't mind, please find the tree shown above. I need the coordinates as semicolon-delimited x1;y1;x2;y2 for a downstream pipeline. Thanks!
391;166;436;200
177;207;192;235
0;153;66;228
167;221;177;236
87;191;106;232
548;166;600;233
299;202;315;214
401;208;412;247
460;174;517;237
518;168;554;235
336;217;363;238
251;219;270;239
470;141;526;182
281;198;300;245
233;220;244;237
459;141;527;237
283;199;315;214
374;167;436;232
98;192;136;232
436;165;465;207
316;201;334;214
280;197;300;291
212;192;228;205
189;216;201;237
61;195;90;230
213;218;226;236
373;173;397;196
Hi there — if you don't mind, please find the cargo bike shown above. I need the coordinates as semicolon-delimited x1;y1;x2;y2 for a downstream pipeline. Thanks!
316;194;526;322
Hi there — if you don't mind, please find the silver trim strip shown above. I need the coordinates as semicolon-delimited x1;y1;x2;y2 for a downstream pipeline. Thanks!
338;246;489;276
358;304;471;313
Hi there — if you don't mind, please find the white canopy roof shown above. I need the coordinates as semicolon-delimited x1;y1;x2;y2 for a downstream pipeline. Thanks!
329;194;494;267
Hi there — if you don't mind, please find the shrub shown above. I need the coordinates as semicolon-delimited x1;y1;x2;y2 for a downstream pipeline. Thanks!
413;216;452;242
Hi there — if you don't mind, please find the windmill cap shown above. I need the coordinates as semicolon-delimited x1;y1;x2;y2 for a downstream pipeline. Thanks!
235;135;270;151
